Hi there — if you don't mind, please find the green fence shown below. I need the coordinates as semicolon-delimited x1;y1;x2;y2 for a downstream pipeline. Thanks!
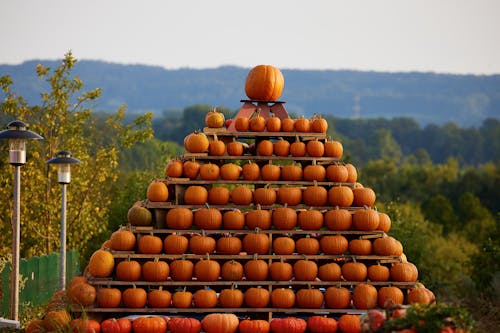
0;250;80;316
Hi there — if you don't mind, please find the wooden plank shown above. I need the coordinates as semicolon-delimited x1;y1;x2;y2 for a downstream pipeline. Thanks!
178;154;338;162
202;129;326;140
163;179;353;187
109;253;398;261
144;202;364;211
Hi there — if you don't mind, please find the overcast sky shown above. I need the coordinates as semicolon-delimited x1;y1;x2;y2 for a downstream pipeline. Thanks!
1;0;499;74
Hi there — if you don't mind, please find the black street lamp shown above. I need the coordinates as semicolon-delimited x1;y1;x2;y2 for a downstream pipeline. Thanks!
0;120;43;321
46;151;81;291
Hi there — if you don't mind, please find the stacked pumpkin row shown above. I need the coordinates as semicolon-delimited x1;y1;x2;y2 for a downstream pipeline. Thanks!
109;228;402;257
167;159;356;183
185;133;343;159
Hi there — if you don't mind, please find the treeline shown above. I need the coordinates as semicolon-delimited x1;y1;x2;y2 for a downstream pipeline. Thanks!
148;104;500;167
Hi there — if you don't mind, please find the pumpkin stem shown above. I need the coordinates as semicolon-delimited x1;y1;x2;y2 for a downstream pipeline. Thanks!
253;253;258;260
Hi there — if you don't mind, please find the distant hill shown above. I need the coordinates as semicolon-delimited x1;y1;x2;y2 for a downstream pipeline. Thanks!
1;60;499;126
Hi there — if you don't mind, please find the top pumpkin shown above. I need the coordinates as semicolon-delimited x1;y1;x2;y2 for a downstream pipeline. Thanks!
245;65;284;101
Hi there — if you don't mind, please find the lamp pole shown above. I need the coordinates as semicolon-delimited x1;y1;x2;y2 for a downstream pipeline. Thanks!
47;150;81;290
0;120;43;321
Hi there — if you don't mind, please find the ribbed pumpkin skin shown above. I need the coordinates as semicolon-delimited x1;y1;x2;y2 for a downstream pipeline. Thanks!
245;287;270;308
194;259;221;282
367;264;390;282
352;208;380;231
147;289;171;308
116;260;141;281
297;209;323;230
271;288;296;308
295;237;320;255
219;288;244;308
193;289;218;308
243;233;270;254
89;250;115;278
378;286;404;307
307;316;337;333
244;259;269;281
208;186;230;205
142;260;169;282
96;287;121;308
202;313;240;333
245;65;284;101
342;262;368;281
272;207;297;230
318;262;342;281
246;208;272;230
272;237;295;255
270;317;307;333
293;260;318;281
269;261;293;281
391;262;419;282
166;207;193;229
324;286;351;309
352;283;378;309
239;319;270;333
168;317;201;333
170;259;194;281
328;186;354;207
296;288;324;308
320;235;348;255
223;210;245;229
194;207;222;230
324;208;352;230
338;314;361;333
221;260;244;281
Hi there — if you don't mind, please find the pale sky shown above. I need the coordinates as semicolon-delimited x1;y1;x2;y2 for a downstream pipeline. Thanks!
1;0;499;74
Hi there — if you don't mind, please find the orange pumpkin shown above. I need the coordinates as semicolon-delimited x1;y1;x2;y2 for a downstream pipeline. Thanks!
227;139;244;156
208;186;230;205
147;288;172;308
290;137;306;156
297;209;323;230
172;288;193;308
205;108;225;128
281;163;304;181
209;135;226;156
367;263;390;282
250;109;266;132
269;260;293;281
244;287;270;308
311;114;328;133
324;208;352;230
235;116;250;131
200;163;220;180
295;236;320;255
272;236;295;255
170;259;194;281
223;209;245;229
342;261;368;281
338;315;361;333
318;262;342;281
184;185;208;205
220;163;242;180
261;162;281;180
306;139;324;157
202;313;240;333
296;287;324;308
88;249;114;278
122;286;147;308
242;232;270;255
326;164;349;182
266;115;282;132
303;163;326;182
253;187;277;206
378;286;404;307
324;139;343;158
293;260;318;281
231;186;253;205
194;256;221;282
281;118;295;132
352;207;380;231
271;288;296;308
142;259;169;282
189;234;216;255
221;260;244;281
183;159;200;179
273;138;290;156
272;206;297;230
276;187;302;206
244;65;284;101
320;235;348;255
166;207;193;229
115;259;141;281
245;206;272;230
244;259;269;281
194;206;223;229
324;286;351;309
96;287;122;308
294;116;311;132
352;283;378;309
146;180;168;202
184;130;209;153
242;161;260;180
166;159;183;177
193;288;218;308
328;186;354;207
137;234;163;254
219;287;244;308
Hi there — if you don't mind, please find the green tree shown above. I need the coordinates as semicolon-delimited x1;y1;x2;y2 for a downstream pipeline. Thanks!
421;194;458;234
0;51;153;259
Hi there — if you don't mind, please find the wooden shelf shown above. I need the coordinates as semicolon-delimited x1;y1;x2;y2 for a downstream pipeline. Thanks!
180;154;339;163
88;279;415;288
110;253;400;262
162;178;353;187
144;202;364;211
74;306;383;315
128;227;385;237
202;128;327;140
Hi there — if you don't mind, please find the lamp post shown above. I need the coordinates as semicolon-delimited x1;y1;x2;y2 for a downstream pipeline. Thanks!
46;151;81;291
0;120;43;321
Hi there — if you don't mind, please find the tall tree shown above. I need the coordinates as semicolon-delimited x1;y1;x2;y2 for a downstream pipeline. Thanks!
0;51;153;258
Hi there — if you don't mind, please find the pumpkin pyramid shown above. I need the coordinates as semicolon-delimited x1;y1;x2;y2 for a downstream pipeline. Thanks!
33;65;436;333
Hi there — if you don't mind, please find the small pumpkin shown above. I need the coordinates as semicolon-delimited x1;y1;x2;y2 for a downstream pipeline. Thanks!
272;206;297;230
208;186;230;205
137;234;163;254
326;164;349;182
163;233;189;254
307;316;337;333
273;137;290;156
194;206;223;229
235;116;250;131
230;186;253;205
295;236;320;255
294;116;311;133
293;259;318;281
219;286;244;308
324;207;352;230
194;255;221;281
221;260;244;281
168;317;201;333
68;282;96;306
220;163;242;180
242;161;260;180
341;261;368;281
243;232;270;255
324;138;343;158
172;288;193;308
281;163;303;181
348;238;373;255
208;134;226;156
244;64;284;101
352;207;380;231
303;182;328;206
239;319;270;333
96;287;122;308
328;186;354;207
166;159;183;177
311;114;328;133
184;130;209;153
222;209;245;229
88;249;114;278
272;236;295;255
202;313;239;333
147;287;172;308
127;205;152;226
296;287;324;308
193;288;218;308
227;138;244;156
200;162;220;180
324;286;351;309
266;115;282;132
320;234;349;255
352;283;378;309
367;263;390;282
166;207;193;229
183;159;200;179
132;317;167;333
337;314;361;333
205;107;225;128
352;187;376;207
318;262;342;281
378;286;404;307
281;118;295;132
270;317;307;333
122;285;147;308
261;161;281;180
257;140;274;156
269;259;293;281
303;162;326;181
246;206;272;230
377;212;392;232
70;319;101;333
276;187;302;206
146;180;168;202
373;236;403;256
142;258;169;282
189;233;216;255
345;163;358;183
170;259;194;281
244;287;270;308
184;185;208;205
390;262;418;282
306;139;324;157
290;136;306;156
253;186;276;206
297;209;323;230
115;259;141;281
271;287;296;308
217;235;243;255
109;228;136;251
249;109;266;132
100;318;132;333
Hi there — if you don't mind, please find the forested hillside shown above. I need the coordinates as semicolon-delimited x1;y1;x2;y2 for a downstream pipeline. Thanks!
1;60;499;126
